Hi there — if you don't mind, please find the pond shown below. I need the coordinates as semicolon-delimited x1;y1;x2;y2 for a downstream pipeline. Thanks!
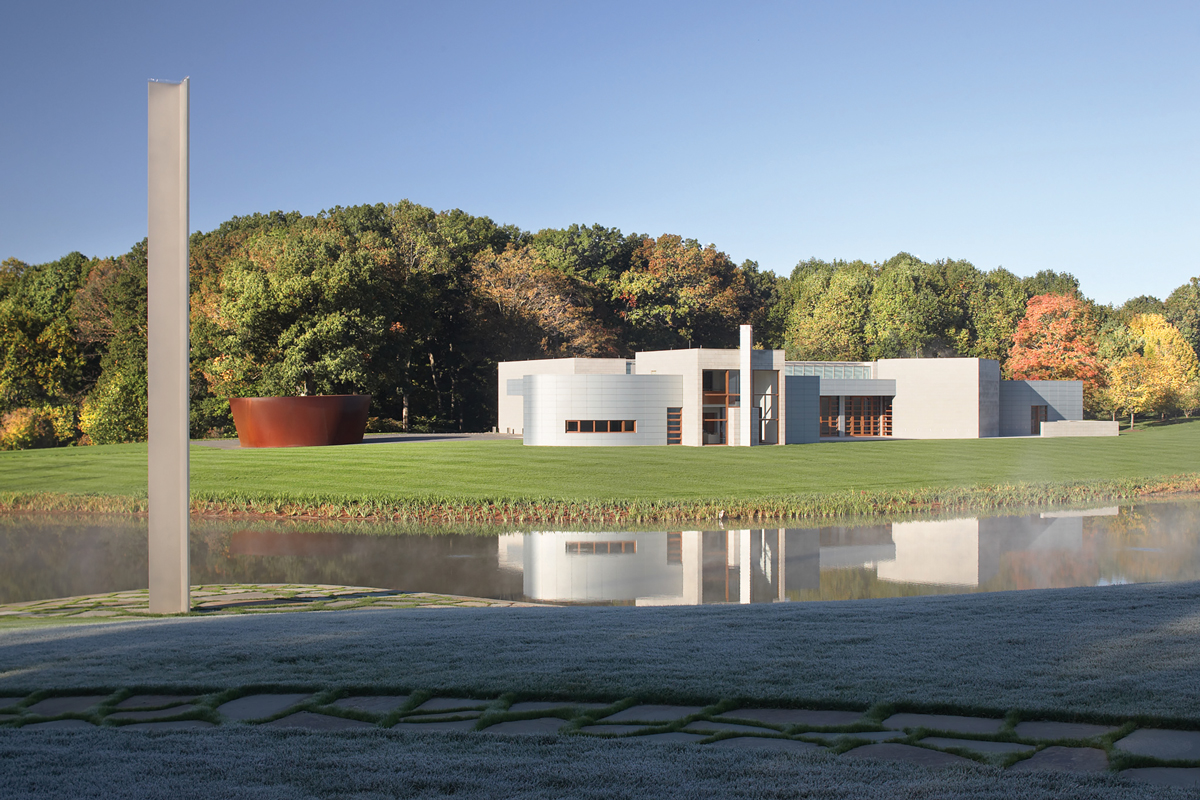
3;499;1199;606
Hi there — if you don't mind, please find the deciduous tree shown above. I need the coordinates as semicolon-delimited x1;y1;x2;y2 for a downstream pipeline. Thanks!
1128;313;1200;416
783;260;871;361
472;245;618;358
612;235;749;350
1165;277;1200;361
1005;294;1104;410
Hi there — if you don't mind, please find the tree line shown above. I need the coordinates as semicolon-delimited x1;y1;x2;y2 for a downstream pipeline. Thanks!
1;200;1197;448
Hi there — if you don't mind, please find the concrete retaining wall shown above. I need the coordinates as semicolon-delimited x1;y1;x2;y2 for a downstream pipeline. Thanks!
1041;420;1119;437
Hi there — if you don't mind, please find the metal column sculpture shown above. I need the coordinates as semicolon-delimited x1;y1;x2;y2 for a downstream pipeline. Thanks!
739;324;752;446
147;78;190;614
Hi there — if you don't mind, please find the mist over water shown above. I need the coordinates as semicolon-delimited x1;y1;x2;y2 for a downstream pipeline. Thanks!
2;499;1199;606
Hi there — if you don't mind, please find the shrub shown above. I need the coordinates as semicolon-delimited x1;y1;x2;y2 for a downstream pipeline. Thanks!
0;406;76;450
79;364;147;444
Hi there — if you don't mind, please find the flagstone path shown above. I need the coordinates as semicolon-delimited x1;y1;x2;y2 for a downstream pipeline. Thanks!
0;584;546;622
3;690;1198;787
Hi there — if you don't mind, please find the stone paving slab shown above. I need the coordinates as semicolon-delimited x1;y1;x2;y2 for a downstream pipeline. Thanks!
919;736;1035;755
217;693;313;721
115;694;199;710
483;718;569;735
707;737;824;752
411;697;491;713
122;720;217;730
507;701;611;714
391;719;478;732
579;725;647;735
843;742;976;767
598;705;705;724
683;721;777;735
25;695;110;716
265;711;376;730
1115;728;1200;760
0;696;27;708
882;713;1004;735
1122;767;1200;787
637;732;707;743
721;708;863;728
0;584;549;621
107;704;199;722
812;730;905;743
23;719;96;729
330;696;410;715
1014;720;1120;740
398;710;482;722
1009;746;1108;773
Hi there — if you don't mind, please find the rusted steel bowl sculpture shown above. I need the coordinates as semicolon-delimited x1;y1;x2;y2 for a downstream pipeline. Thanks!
228;395;371;448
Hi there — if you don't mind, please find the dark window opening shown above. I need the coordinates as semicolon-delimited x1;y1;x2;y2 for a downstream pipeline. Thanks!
565;420;637;433
820;396;839;436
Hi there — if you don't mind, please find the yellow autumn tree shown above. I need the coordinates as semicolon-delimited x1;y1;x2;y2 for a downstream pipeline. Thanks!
1106;353;1152;428
1129;313;1199;416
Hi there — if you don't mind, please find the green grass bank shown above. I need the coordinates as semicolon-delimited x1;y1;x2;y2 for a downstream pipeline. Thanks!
1;419;1199;524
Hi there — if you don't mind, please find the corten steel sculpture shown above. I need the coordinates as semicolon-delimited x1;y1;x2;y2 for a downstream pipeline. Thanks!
147;78;190;614
229;395;371;447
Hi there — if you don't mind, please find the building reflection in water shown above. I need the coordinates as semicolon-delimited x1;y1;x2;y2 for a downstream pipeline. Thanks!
5;504;1160;606
498;508;1117;605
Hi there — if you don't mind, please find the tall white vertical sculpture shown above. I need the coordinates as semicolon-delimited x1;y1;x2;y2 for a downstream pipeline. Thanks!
147;78;190;614
739;324;752;447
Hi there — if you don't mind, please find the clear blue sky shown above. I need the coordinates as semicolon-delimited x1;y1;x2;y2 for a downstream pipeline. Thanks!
2;0;1196;305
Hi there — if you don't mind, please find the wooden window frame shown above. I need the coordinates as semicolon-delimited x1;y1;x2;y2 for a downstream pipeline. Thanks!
667;407;682;445
565;420;637;433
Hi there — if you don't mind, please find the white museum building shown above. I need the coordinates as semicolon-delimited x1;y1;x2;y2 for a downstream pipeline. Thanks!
497;325;1115;446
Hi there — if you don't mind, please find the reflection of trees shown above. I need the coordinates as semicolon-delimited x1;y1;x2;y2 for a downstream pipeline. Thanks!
1090;503;1200;584
791;568;971;602
0;516;147;603
187;525;522;598
992;550;1099;592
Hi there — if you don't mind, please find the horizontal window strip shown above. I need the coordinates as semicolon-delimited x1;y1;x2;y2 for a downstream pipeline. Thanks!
564;420;637;433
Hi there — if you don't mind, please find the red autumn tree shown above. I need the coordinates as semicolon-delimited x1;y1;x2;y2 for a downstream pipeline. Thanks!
1005;293;1103;407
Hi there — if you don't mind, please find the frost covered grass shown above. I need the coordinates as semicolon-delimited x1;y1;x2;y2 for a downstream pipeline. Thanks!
1;420;1199;523
3;580;1200;723
0;729;1189;800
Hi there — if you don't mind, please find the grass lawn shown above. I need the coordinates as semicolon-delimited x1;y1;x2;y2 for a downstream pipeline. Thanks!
1;418;1198;502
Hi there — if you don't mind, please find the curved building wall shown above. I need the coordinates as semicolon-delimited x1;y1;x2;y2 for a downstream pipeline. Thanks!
522;532;682;602
522;374;685;446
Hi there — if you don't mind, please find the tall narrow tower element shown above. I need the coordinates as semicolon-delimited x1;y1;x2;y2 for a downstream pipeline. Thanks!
147;78;190;614
739;324;753;447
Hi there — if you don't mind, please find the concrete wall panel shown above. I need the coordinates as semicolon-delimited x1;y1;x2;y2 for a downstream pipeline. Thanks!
874;358;996;439
998;380;1083;436
818;378;896;397
784;375;819;443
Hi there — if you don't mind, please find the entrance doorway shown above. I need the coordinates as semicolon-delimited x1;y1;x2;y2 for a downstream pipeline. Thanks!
1031;405;1048;435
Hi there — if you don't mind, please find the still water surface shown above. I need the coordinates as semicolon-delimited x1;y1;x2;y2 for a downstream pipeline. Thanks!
3;499;1200;606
